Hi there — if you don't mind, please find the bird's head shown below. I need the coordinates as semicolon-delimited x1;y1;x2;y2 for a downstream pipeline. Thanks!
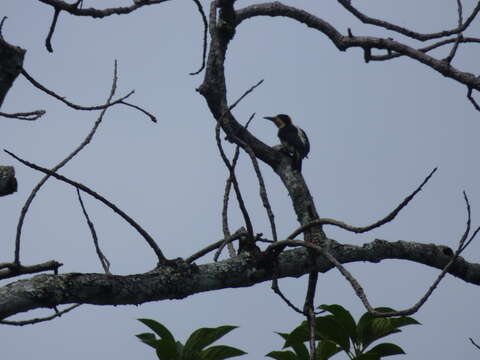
264;114;292;128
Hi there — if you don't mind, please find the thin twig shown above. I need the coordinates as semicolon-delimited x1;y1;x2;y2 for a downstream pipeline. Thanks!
45;7;61;52
215;123;254;239
228;79;264;111
0;260;62;280
370;36;480;61
14;61;120;265
443;0;464;64
287;168;437;240
187;228;246;263
0;110;45;121
219;144;241;260
271;281;304;314
76;189;111;274
189;0;208;75
467;87;480;111
337;0;480;41
0;16;7;39
37;0;170;18
470;338;480;351
119;100;157;122
5;150;168;265
21;68;144;114
0;304;80;326
217;113;259;260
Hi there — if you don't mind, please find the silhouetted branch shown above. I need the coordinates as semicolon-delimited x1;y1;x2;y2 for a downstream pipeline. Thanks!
337;0;480;41
14;61;120;265
45;7;61;52
470;338;480;351
288;168;437;240
370;37;480;61
37;0;170;18
5;150;168;265
235;4;480;91
0;110;45;121
0;260;62;280
215;123;254;239
0;304;80;326
189;0;208;75
76;189;111;274
187;228;247;263
268;191;480;318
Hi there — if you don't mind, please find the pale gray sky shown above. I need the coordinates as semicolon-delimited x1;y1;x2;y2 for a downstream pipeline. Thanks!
1;1;480;359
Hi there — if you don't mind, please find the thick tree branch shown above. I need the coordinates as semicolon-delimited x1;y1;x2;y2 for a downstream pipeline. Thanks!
1;238;478;320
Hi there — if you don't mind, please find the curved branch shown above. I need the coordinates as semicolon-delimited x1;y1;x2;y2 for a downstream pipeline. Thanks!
0;304;80;326
337;0;480;41
235;2;480;91
288;168;437;239
5;150;168;265
37;0;170;19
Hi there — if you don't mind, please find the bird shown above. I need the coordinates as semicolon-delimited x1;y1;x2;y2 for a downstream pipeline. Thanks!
264;114;310;172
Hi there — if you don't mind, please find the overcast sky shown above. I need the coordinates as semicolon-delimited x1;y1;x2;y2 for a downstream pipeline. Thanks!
1;1;480;359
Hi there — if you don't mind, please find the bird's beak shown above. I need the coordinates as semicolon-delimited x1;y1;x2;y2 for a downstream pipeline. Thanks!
264;116;275;121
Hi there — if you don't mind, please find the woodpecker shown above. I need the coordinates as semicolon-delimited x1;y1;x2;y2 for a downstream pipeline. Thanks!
264;114;310;172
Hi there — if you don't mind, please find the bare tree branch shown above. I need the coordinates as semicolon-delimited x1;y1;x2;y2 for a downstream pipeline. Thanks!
45;7;61;52
470;338;480;351
0;110;45;121
235;3;480;91
187;228;246;264
14;61;120;265
0;260;62;280
21;68;137;112
0;304;80;326
370;37;480;62
3;236;479;320
189;0;208;75
215;123;254;240
37;0;170;19
337;0;480;41
5;150;169;265
76;189;111;274
287;168;437;240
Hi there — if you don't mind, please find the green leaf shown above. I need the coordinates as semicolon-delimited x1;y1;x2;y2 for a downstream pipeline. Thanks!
316;340;342;360
356;310;420;349
365;343;405;357
318;305;357;343
390;317;421;328
290;342;309;360
138;319;176;344
201;345;247;360
266;350;299;360
136;332;160;349
184;326;238;354
315;316;350;351
283;322;311;348
154;338;180;360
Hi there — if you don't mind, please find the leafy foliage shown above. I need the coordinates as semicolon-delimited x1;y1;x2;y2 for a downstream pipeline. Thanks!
136;319;246;360
267;305;420;360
